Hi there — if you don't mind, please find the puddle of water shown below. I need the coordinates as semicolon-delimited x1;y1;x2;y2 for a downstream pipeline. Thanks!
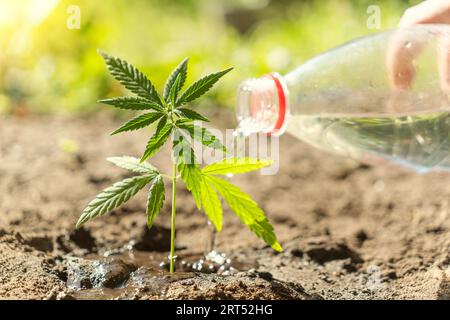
71;268;195;300
68;248;257;300
159;250;241;275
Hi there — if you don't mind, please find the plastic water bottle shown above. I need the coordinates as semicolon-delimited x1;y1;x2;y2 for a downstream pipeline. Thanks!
236;25;450;172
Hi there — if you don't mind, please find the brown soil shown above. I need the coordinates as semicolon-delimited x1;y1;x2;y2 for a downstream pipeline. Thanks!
0;111;449;300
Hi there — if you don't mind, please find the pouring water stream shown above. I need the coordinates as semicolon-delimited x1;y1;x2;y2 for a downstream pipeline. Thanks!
195;128;249;274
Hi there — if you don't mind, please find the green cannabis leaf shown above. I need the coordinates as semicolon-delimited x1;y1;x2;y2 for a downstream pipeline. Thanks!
77;53;281;273
107;156;158;174
147;176;165;228
200;178;223;231
174;108;210;122
76;174;155;229
141;123;173;162
163;57;188;103
111;112;164;135
99;97;164;112
202;158;273;175
173;130;203;210
99;51;161;104
178;67;233;105
182;164;204;210
176;121;226;151
168;74;182;107
205;174;282;252
184;157;281;252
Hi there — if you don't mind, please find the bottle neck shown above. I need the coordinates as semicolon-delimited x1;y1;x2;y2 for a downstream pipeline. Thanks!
236;72;289;136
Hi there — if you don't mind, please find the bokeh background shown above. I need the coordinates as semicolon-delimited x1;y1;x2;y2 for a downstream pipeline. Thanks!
0;0;420;115
2;1;450;301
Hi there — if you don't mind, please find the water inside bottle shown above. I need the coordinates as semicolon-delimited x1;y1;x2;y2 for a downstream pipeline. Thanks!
287;110;450;173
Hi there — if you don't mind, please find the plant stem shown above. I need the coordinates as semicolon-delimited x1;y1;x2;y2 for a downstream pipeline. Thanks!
169;161;177;273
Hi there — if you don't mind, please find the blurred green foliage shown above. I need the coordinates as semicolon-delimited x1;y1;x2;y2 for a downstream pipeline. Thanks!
0;0;420;114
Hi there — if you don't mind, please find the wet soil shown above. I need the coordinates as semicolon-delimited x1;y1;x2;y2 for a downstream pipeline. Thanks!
0;111;449;300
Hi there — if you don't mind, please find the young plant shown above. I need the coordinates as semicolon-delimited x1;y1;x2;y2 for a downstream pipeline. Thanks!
76;52;282;273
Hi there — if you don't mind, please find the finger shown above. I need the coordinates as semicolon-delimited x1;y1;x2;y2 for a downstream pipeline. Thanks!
437;33;450;92
386;30;424;90
386;0;449;91
399;1;450;26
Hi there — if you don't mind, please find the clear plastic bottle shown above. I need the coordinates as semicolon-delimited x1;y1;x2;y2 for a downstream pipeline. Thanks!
236;25;450;172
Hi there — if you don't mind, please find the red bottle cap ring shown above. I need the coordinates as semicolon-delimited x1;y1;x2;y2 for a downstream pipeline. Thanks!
267;73;287;136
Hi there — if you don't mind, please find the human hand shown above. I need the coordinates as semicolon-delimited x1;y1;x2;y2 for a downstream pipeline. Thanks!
387;0;450;91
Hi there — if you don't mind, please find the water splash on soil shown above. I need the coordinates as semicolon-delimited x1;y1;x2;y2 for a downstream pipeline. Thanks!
66;245;257;299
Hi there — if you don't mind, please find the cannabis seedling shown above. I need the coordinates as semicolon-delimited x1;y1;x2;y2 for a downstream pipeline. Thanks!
76;52;282;273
